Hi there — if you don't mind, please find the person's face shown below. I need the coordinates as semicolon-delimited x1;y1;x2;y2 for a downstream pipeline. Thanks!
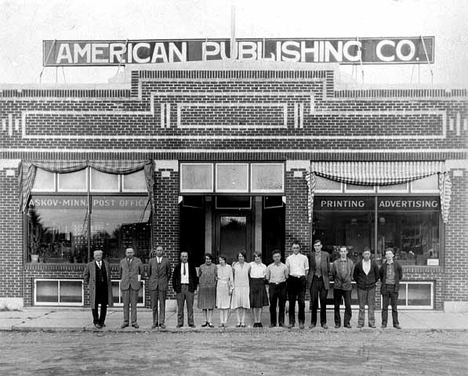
126;249;134;258
385;251;394;261
238;253;245;262
339;248;348;259
273;253;281;263
94;252;103;261
292;244;300;254
362;251;371;261
254;255;261;263
155;247;163;258
219;257;226;266
314;242;322;252
181;253;188;263
205;256;212;265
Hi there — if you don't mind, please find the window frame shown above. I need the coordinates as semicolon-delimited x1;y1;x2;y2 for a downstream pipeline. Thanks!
111;280;146;307
381;281;434;310
33;279;84;306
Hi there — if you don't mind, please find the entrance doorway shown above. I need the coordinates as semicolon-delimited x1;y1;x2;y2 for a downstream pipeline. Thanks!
215;213;252;265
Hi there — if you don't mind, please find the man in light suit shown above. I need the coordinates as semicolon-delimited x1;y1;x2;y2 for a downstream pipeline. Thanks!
148;246;172;329
83;250;113;329
308;239;331;329
172;252;198;328
120;247;143;329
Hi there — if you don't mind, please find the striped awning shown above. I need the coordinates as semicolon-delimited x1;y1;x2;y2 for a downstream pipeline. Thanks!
18;160;154;213
306;161;452;223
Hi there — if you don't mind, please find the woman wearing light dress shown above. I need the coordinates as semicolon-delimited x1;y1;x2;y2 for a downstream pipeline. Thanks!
216;255;233;327
231;251;251;327
249;251;269;328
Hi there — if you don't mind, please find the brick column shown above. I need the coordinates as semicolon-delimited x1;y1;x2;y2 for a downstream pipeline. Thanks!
444;164;468;312
285;160;311;256
0;160;23;310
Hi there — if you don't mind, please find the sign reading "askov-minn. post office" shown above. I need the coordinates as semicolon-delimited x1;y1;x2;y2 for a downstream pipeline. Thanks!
43;37;434;66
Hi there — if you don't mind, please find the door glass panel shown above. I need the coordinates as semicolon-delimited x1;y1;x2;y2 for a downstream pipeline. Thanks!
220;216;247;264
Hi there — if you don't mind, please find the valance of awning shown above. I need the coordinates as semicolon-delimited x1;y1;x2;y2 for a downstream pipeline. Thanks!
305;161;452;223
18;160;154;213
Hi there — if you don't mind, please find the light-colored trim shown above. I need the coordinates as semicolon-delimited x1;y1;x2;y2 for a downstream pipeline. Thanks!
446;159;468;169
34;279;84;307
155;160;179;171
286;160;310;171
0;159;20;170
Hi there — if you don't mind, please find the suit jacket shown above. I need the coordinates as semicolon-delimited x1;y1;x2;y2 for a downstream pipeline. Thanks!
331;258;355;291
172;262;198;293
120;257;143;291
353;259;380;291
379;260;403;293
307;251;331;290
83;260;113;306
148;256;172;291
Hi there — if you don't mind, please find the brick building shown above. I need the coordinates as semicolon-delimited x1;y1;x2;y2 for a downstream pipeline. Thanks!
0;62;467;312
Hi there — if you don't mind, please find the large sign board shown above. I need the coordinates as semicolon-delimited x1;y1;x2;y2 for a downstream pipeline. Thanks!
43;37;434;66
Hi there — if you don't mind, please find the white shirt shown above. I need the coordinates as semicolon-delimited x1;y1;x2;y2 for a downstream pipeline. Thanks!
181;262;189;284
249;262;267;278
363;259;371;275
157;257;162;264
96;261;102;268
286;253;309;277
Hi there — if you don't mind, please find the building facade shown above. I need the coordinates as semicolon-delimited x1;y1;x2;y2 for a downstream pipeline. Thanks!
0;62;467;312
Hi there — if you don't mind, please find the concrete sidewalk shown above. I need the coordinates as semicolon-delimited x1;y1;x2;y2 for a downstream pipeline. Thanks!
1;307;467;332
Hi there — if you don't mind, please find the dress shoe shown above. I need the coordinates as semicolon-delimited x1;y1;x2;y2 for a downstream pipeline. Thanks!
357;324;363;329
201;322;208;327
345;324;352;329
240;323;246;328
258;323;263;328
369;324;376;328
94;323;102;329
381;324;387;329
335;324;341;329
208;323;214;328
151;324;158;329
394;324;402;330
309;324;316;329
321;324;328;329
235;323;241;328
120;323;129;329
299;323;305;329
176;324;183;328
160;324;166;329
100;323;106;328
189;324;196;328
269;324;277;328
288;323;295;329
132;324;139;329
278;323;284;328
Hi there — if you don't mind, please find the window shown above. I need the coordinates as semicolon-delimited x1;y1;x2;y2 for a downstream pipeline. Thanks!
28;168;151;264
180;163;214;193
34;279;84;306
384;282;434;309
216;163;249;193
111;280;146;306
251;163;284;193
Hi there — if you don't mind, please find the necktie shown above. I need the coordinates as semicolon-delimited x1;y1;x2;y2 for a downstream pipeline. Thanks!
183;263;186;276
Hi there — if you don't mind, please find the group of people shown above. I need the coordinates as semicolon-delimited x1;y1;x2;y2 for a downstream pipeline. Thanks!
83;241;403;330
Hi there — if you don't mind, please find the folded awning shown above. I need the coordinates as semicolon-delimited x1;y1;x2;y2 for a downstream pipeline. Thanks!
18;160;154;213
306;161;452;223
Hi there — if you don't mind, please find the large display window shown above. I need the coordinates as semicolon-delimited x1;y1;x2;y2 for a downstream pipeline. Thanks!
27;168;151;264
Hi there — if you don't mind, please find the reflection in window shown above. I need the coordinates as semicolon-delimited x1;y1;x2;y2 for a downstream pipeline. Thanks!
28;196;89;263
91;196;151;263
90;169;119;191
58;170;87;191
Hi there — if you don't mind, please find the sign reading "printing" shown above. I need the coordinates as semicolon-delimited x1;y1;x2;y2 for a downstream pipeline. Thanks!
43;37;434;66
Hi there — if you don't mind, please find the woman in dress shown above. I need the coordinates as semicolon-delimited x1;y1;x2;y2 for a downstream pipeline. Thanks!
216;255;233;327
231;251;251;327
198;253;217;328
249;251;269;327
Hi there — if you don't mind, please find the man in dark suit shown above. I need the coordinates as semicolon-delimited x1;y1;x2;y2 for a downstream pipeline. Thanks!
119;247;143;329
148;246;172;329
172;251;198;328
83;250;113;329
307;239;331;329
379;248;403;329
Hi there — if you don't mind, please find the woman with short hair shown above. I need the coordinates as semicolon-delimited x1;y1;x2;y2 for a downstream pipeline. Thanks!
198;253;217;328
216;255;233;327
249;251;269;327
231;251;251;327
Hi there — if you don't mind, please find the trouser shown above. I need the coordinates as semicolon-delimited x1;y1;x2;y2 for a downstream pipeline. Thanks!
333;288;352;326
91;303;107;325
269;282;286;326
310;277;328;325
122;288;139;325
381;285;399;326
357;287;376;326
150;288;167;325
177;284;194;326
287;276;306;325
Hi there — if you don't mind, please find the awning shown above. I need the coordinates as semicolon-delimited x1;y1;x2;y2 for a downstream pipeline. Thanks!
18;160;154;213
306;161;452;223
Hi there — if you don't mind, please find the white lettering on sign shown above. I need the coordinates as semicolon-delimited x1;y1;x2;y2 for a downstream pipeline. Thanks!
376;39;416;62
378;200;439;208
320;200;366;208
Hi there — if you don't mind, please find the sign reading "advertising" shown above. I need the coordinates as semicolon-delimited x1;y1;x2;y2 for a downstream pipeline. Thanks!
43;37;434;66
